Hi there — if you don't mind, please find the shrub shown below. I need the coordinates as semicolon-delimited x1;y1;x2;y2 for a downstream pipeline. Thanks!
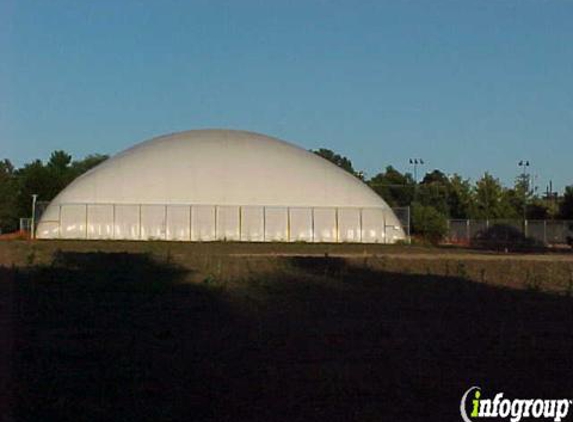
470;223;545;252
411;203;448;244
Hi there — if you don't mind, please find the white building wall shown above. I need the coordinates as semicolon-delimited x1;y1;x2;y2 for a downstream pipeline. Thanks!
37;203;405;244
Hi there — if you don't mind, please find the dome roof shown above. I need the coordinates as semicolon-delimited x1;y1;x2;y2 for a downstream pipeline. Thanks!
37;129;405;243
46;129;389;208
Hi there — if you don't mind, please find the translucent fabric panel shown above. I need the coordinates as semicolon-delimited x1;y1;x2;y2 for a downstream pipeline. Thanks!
141;205;166;240
338;208;361;243
60;204;87;239
37;203;60;225
241;206;264;242
384;224;405;244
289;207;312;242
264;207;288;242
217;206;240;241
362;208;385;243
191;205;216;241
87;204;113;240
114;205;140;240
36;221;60;239
166;205;190;241
313;208;337;243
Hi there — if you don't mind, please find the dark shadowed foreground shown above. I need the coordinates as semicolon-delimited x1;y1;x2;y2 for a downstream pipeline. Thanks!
1;250;573;422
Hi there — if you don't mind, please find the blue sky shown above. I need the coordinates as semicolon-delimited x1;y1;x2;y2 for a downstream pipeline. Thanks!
1;0;572;192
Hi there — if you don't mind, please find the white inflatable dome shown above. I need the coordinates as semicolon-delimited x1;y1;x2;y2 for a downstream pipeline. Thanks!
37;129;406;243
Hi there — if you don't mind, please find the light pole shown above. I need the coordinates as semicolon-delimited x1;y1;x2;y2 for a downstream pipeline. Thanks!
518;160;530;222
409;158;425;183
409;158;425;202
518;161;530;238
31;194;38;240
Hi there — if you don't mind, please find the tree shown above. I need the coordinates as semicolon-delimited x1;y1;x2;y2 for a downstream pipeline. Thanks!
368;166;415;207
501;174;534;220
421;169;448;185
47;150;72;171
411;203;448;244
560;186;573;219
470;173;515;219
14;160;53;219
45;150;76;199
526;199;551;220
417;170;450;215
447;174;473;219
13;151;109;219
312;149;355;175
71;154;108;176
0;159;18;232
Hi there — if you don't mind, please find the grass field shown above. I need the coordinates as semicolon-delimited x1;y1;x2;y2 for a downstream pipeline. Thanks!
1;241;573;421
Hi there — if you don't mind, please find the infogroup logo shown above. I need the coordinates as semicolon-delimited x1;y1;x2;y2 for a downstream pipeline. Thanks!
460;386;572;422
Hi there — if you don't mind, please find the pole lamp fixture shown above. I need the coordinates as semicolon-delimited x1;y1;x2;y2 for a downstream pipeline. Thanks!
409;158;425;183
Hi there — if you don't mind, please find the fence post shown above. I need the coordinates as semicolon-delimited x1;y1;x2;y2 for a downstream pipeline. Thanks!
446;219;450;244
466;219;470;243
524;219;528;238
543;220;547;245
407;206;411;244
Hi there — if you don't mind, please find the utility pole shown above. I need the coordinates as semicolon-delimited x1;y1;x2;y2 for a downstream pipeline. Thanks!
31;194;38;240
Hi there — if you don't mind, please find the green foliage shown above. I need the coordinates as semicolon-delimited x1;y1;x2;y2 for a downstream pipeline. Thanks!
417;169;450;215
312;148;355;175
411;203;448;244
368;166;415;207
72;154;108;175
560;186;573;219
447;174;473;218
0;159;18;232
470;173;517;219
0;152;108;232
526;199;551;219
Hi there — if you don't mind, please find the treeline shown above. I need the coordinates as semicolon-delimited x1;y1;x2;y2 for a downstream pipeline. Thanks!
0;148;571;237
0;151;108;233
313;148;573;240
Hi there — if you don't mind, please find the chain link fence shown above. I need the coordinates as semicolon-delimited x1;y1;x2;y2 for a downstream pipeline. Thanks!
391;206;411;243
447;219;573;248
15;201;52;235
